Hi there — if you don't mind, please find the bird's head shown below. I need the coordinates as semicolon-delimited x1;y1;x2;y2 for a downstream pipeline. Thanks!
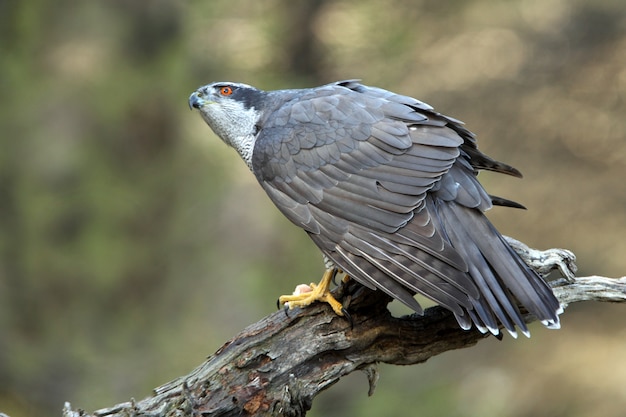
189;82;267;165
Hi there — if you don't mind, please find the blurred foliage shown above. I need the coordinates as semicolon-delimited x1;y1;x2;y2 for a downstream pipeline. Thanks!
1;0;626;416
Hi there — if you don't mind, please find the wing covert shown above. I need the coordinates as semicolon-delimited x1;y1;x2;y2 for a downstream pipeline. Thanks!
252;82;482;315
253;83;463;232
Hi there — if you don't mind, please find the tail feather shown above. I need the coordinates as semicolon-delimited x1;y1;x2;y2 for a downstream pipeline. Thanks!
435;198;560;336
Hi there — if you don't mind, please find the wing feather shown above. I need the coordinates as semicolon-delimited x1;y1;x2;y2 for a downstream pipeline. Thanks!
251;80;560;335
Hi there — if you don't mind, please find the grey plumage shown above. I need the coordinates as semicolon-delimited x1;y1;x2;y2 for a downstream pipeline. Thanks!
189;80;561;337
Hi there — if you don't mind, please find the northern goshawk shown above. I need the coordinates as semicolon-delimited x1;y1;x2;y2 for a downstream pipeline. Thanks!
188;80;562;338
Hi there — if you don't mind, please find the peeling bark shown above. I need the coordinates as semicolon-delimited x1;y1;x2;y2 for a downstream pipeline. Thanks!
61;243;626;417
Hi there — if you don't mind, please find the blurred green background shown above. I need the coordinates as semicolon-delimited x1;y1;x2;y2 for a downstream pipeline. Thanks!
1;0;626;416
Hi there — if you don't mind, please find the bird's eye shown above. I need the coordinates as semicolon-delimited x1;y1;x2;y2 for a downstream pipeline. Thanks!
220;86;233;96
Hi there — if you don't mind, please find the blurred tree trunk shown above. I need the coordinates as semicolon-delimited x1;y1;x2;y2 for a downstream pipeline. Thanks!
281;0;328;82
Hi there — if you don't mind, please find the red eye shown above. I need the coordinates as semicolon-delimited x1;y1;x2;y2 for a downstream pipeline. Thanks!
220;86;233;96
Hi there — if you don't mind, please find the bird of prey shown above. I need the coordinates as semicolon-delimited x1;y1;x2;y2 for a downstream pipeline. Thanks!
188;80;561;338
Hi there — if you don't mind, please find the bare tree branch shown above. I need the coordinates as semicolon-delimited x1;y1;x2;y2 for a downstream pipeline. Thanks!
61;244;626;417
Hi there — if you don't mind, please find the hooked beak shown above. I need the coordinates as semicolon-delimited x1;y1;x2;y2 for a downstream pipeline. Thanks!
188;91;203;110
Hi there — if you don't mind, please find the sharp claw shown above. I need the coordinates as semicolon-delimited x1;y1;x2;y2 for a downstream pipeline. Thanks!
277;298;291;317
341;307;353;329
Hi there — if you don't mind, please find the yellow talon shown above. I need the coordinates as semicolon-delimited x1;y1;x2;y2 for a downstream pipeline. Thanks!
279;268;344;316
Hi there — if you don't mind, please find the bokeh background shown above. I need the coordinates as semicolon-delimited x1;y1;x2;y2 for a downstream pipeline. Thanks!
2;0;626;416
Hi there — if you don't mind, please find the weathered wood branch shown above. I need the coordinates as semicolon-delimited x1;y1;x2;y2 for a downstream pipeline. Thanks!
62;243;626;417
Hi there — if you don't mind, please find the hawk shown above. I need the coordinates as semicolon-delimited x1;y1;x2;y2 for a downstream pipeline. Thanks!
189;80;561;338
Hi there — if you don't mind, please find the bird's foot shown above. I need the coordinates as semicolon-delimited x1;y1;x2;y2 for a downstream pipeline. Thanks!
279;268;345;316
